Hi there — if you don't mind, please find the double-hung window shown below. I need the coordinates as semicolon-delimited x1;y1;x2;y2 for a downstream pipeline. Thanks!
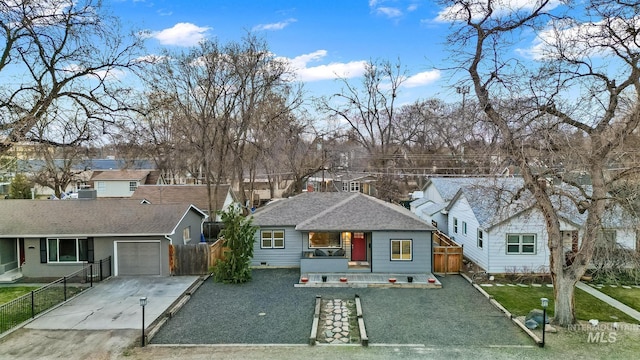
342;182;349;192
506;234;536;254
390;239;412;261
261;230;285;249
477;229;484;249
350;182;360;192
129;181;138;192
462;221;467;235
48;238;89;262
453;218;459;234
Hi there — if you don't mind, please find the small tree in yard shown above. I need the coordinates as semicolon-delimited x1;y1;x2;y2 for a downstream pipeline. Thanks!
9;174;32;199
213;206;258;283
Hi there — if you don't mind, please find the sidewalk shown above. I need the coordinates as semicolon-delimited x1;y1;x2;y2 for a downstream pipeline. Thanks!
576;281;640;322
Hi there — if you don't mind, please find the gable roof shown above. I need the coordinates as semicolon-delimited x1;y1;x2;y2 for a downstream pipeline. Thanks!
252;192;434;231
91;169;152;181
425;177;519;202
0;199;206;238
130;184;236;213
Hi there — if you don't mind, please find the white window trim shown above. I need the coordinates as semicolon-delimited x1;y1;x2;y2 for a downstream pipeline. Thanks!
261;229;285;249
506;234;537;254
390;239;412;261
453;218;458;234
183;226;191;245
97;181;106;191
47;238;87;263
350;181;360;192
129;181;138;192
462;221;467;235
477;229;484;249
342;182;349;192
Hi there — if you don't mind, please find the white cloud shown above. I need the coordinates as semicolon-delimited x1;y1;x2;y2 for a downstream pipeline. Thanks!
376;7;403;18
518;16;640;61
253;18;297;31
283;50;367;81
436;0;562;22
134;54;168;64
402;70;441;88
151;23;210;47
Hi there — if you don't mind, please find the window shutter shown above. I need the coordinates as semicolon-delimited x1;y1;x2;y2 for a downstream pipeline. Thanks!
40;238;47;263
87;237;94;263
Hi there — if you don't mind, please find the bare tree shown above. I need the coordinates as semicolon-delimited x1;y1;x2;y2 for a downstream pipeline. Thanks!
29;111;91;197
317;59;406;167
443;0;640;326
0;0;144;154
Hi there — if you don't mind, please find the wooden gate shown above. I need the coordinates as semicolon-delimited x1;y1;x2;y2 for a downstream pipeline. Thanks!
433;231;463;275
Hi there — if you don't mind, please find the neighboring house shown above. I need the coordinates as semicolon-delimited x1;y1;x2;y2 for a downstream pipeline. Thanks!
334;172;377;195
411;177;505;233
251;192;435;275
0;198;207;279
444;182;638;274
130;184;237;221
90;169;161;198
411;198;448;233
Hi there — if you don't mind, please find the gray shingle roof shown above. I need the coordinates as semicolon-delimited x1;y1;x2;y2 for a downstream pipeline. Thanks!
91;169;152;181
252;192;434;231
0;199;205;237
131;184;234;213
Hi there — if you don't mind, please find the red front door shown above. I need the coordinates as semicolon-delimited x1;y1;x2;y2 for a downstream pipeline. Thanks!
19;238;25;266
351;233;366;261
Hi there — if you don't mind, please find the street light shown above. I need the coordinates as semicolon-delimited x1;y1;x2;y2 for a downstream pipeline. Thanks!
540;297;549;347
139;297;147;347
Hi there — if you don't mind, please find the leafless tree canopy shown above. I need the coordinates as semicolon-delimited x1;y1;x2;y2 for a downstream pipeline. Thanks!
442;0;640;326
0;0;144;153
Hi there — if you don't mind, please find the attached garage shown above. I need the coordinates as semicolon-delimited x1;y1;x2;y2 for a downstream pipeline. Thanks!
116;241;162;276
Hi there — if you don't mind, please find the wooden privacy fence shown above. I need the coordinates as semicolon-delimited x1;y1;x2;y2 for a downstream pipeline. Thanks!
170;239;227;275
433;231;463;275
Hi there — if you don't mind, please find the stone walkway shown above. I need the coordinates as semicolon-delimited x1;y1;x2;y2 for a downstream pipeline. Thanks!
317;298;359;344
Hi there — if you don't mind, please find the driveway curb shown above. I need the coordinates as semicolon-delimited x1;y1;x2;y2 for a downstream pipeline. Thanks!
145;275;209;344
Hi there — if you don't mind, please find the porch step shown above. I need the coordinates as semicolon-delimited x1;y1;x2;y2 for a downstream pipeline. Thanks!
0;269;23;283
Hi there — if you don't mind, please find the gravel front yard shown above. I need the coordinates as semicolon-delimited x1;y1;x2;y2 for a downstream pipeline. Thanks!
150;268;531;346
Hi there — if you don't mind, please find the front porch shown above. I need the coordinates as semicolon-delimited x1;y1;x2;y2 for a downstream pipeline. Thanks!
295;272;442;288
0;268;23;283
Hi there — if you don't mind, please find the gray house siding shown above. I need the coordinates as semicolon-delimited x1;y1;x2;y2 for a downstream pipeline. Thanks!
252;226;302;267
0;239;18;274
22;235;170;278
370;231;432;273
170;210;205;245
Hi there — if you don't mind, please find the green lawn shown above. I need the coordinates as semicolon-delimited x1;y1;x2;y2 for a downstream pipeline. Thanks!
0;286;39;305
596;286;640;312
481;285;638;323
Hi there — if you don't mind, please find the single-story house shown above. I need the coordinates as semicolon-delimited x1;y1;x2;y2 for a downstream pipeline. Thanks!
251;192;435;274
90;169;162;198
0;198;207;279
130;184;237;221
445;182;638;274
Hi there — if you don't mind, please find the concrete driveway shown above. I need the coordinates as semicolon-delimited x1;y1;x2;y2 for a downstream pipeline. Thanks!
25;276;199;330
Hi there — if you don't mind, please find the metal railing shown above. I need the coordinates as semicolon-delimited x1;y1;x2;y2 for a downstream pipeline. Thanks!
0;256;112;335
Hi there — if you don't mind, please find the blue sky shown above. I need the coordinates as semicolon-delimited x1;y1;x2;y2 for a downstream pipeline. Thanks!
111;0;456;103
107;1;577;107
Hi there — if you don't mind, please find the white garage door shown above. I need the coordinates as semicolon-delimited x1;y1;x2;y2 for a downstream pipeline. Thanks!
116;242;161;276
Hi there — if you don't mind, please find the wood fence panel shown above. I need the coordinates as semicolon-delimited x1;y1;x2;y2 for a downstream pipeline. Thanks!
172;243;210;275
